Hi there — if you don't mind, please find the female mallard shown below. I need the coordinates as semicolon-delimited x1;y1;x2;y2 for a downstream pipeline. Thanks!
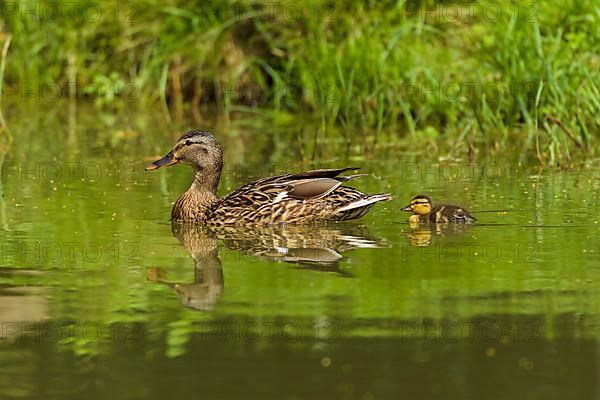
146;130;391;225
400;194;476;224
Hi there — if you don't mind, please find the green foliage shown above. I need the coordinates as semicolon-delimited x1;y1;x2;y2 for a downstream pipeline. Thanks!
1;0;599;163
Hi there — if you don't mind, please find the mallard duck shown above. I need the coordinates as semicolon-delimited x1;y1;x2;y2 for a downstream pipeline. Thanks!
145;130;391;225
400;194;476;224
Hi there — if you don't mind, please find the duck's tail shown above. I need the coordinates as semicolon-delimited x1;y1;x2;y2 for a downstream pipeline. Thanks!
336;193;392;220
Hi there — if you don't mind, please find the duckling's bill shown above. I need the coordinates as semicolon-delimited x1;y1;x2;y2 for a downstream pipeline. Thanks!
400;204;413;212
145;152;179;171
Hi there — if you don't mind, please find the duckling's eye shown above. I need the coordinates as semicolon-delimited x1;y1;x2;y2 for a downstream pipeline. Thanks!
184;140;193;146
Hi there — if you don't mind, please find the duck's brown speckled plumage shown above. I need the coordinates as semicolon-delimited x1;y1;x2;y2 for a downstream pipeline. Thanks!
146;130;391;225
204;169;389;225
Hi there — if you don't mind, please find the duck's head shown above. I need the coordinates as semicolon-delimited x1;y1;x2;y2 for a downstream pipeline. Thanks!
401;194;433;215
145;130;223;172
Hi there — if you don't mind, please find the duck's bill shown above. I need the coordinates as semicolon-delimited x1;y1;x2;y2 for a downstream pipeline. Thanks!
145;152;178;171
400;205;412;212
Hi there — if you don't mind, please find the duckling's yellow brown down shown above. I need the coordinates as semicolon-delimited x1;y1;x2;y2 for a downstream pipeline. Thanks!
401;194;476;224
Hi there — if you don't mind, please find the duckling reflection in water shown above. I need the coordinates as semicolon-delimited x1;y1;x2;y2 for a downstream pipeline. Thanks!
407;226;434;247
405;223;474;247
401;195;476;224
147;223;224;311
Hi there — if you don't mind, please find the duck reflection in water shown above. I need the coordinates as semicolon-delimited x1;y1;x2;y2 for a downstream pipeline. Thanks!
148;222;387;311
147;223;224;311
212;223;385;274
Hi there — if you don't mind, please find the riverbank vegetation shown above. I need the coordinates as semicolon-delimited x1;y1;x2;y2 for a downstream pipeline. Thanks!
0;0;598;164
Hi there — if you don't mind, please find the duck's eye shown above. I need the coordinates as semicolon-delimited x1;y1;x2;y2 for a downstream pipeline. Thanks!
185;140;193;146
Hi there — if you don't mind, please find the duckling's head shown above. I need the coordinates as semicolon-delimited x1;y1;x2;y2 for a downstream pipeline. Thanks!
145;130;223;173
401;194;433;215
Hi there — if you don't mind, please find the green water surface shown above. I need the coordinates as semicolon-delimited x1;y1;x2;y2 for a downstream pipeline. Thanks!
1;106;599;399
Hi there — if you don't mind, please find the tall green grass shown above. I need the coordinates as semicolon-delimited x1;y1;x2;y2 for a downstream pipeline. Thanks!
0;0;598;163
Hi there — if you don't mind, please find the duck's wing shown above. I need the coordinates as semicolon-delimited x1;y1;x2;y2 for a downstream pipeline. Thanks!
278;168;369;200
282;167;360;179
216;167;363;204
207;168;381;222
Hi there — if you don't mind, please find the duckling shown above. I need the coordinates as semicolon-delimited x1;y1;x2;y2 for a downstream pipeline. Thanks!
145;130;391;225
401;194;476;224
